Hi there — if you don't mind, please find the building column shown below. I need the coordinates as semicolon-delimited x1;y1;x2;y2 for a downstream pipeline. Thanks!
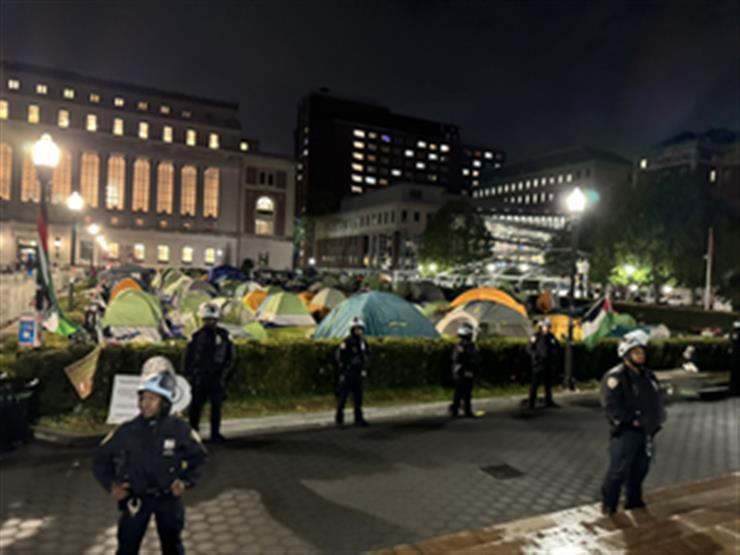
98;153;109;211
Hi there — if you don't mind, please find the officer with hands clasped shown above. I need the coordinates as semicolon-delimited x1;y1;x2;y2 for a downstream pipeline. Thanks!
93;356;207;555
600;330;666;515
449;322;481;418
335;317;371;427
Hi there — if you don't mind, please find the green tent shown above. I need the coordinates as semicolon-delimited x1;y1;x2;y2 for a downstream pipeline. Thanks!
179;291;212;318
176;296;267;340
102;290;163;328
163;275;193;304
309;287;346;314
314;291;440;338
257;292;315;327
436;300;531;338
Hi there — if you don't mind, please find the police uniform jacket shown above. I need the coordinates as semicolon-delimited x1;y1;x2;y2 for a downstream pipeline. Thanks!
528;331;560;373
337;335;370;376
185;326;235;383
600;363;665;436
93;414;207;497
452;340;481;380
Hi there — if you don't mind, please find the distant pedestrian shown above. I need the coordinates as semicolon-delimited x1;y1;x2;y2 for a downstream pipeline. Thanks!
93;357;207;555
527;319;560;409
600;330;666;515
185;303;235;443
730;321;740;397
335;317;370;427
449;323;481;418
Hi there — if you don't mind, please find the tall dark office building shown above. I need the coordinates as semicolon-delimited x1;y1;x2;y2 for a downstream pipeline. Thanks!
295;90;504;215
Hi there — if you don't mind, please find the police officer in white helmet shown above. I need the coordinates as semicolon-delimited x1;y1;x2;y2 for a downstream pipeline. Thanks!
335;317;371;427
449;322;481;418
600;330;666;515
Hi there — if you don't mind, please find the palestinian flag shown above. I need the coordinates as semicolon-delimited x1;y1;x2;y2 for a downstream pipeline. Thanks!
36;195;77;337
582;295;636;350
64;345;101;399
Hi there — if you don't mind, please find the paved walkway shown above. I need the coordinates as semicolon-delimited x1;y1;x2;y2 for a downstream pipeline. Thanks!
1;397;738;554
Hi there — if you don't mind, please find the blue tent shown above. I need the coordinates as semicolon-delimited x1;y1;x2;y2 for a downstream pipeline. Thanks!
314;291;439;339
208;264;245;284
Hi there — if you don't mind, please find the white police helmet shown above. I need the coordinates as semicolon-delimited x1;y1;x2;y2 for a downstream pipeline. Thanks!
141;356;175;380
540;318;552;328
457;323;475;337
617;329;649;358
138;370;176;403
198;302;221;320
350;317;365;330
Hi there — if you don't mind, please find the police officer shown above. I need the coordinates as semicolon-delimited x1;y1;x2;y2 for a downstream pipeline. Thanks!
185;303;235;443
93;357;207;555
527;318;560;409
449;323;481;418
730;321;740;397
335;317;370;427
600;330;666;515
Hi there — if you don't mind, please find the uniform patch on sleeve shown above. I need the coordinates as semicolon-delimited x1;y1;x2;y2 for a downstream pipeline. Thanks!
191;429;203;444
607;376;619;390
100;430;115;445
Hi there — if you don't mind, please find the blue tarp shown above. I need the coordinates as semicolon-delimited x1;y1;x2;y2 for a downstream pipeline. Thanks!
314;291;439;339
208;265;245;284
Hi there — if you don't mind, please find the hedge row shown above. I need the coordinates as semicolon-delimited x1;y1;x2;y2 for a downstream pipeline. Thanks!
9;337;732;417
614;302;739;333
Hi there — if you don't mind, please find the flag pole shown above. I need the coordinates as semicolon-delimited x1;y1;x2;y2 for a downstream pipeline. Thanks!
703;227;714;311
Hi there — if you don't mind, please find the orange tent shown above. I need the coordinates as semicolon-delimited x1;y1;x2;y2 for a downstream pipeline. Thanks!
110;277;143;301
450;287;528;318
298;291;314;306
547;314;583;342
243;289;268;312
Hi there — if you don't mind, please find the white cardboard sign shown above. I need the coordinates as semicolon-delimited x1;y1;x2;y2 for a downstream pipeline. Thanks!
106;374;192;425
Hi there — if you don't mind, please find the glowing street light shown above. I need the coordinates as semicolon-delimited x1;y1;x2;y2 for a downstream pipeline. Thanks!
566;187;587;214
87;223;100;236
429;262;438;273
32;133;61;168
624;264;636;277
66;191;84;212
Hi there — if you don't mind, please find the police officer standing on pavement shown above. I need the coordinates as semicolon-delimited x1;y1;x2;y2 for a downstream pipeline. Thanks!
93;357;207;555
449;323;481;418
527;318;560;409
185;303;235;443
335;317;370;427
600;330;666;515
730;321;740;397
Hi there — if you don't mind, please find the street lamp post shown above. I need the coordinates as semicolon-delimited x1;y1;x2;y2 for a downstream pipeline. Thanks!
87;223;100;270
66;191;84;310
564;187;586;391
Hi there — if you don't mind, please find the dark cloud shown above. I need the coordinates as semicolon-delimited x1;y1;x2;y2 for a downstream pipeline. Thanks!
1;0;737;160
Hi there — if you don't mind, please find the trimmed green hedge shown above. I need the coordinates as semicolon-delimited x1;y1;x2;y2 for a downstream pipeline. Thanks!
8;337;731;417
614;302;739;333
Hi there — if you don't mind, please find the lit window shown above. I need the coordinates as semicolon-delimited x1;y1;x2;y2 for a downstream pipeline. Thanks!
472;180;479;186
365;176;377;185
137;101;148;111
107;242;119;259
533;179;539;186
21;152;39;202
181;246;193;264
484;151;492;159
180;165;197;216
80;152;100;208
368;131;377;139
255;217;274;236
381;134;391;143
417;141;427;148
240;141;249;152
186;129;197;146
351;174;363;183
114;97;125;107
162;125;173;143
391;169;402;177
352;152;364;161
472;170;480;177
133;244;146;261
132;159;151;212
205;248;217;265
353;129;365;138
353;141;365;149
8;79;20;90
404;149;414;157
709;169;717;183
51;152;72;203
113;118;124;136
566;174;573;182
462;168;470;176
640;158;648;169
549;193;555;201
157;245;170;263
28;105;40;124
473;160;482;168
415;161;425;170
182;110;192;118
36;84;48;95
86;113;97;132
156;162;174;214
160;105;171;115
429;143;437;151
558;175;564;183
0;100;7;119
0;144;12;200
351;163;364;172
549;177;555;184
89;93;101;103
519;182;524;190
203;168;219;218
106;155;126;210
440;144;449;153
57;110;69;128
209;133;219;149
351;186;363;194
138;122;149;139
429;153;438;161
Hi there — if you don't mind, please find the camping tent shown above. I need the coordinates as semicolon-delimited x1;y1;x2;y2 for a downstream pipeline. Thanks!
547;314;583;342
187;280;219;297
243;289;269;312
257;292;316;327
298;291;315;306
308;288;346;317
109;277;143;301
314;291;439;339
410;281;446;303
436;301;531;338
102;289;165;342
208;264;245;284
234;281;263;299
450;287;528;318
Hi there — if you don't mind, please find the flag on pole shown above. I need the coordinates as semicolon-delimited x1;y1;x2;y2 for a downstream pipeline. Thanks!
581;295;636;350
36;191;78;337
64;345;102;399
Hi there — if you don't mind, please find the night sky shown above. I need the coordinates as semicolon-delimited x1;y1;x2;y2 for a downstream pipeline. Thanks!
2;0;738;161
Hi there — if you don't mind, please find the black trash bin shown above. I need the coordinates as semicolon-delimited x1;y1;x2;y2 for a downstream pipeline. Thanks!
0;375;39;450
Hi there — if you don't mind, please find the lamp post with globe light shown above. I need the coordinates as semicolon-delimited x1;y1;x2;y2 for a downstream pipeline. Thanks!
564;187;587;391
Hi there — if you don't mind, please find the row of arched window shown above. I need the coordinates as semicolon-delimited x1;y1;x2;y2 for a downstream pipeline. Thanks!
0;143;219;218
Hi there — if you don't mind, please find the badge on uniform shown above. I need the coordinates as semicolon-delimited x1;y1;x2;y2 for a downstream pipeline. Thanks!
163;438;176;456
215;335;222;346
607;377;619;390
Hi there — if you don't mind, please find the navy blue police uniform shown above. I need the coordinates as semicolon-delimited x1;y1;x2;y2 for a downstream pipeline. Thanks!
335;334;370;426
600;362;665;513
450;339;481;417
93;414;206;554
527;330;560;408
